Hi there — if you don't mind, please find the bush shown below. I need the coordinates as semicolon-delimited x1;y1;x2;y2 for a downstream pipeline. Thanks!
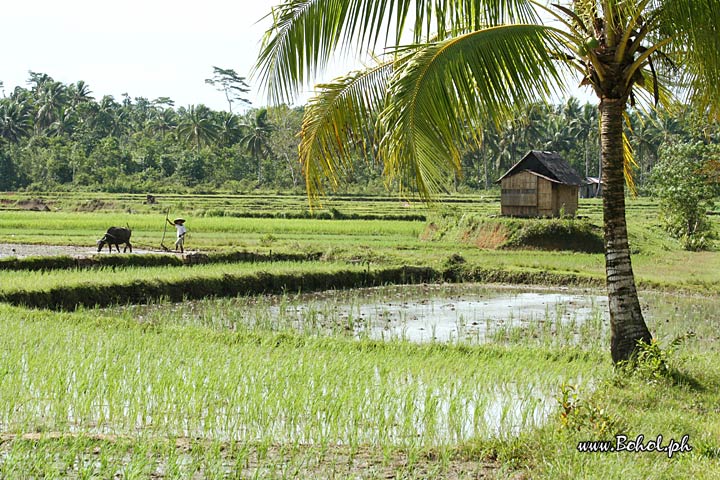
557;384;622;437
651;142;719;251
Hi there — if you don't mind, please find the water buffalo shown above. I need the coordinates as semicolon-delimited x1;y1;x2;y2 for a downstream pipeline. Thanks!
97;226;133;253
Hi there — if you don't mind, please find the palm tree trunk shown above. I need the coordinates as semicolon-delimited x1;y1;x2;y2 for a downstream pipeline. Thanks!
599;98;652;363
257;154;262;184
483;154;490;189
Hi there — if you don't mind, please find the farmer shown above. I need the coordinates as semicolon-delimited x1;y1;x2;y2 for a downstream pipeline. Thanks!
167;217;187;253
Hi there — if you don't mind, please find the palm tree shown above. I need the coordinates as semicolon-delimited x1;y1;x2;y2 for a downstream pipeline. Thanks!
66;80;94;109
48;108;78;138
216;111;243;147
92;95;125;138
34;81;67;134
628;110;662;185
176;105;219;153
542;109;575;153
241;108;274;183
569;102;599;178
0;100;32;144
148;107;178;140
256;0;720;364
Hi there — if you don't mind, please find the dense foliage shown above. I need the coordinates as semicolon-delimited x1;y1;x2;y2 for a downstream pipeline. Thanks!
651;142;720;250
1;72;716;194
0;72;306;193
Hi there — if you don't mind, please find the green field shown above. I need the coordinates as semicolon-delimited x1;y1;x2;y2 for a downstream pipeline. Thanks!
0;192;718;478
1;192;717;291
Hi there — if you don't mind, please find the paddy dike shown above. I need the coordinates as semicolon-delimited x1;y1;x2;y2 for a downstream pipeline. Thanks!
0;259;602;311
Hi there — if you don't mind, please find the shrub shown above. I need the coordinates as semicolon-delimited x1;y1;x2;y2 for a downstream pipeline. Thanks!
651;142;719;250
616;332;696;385
557;384;622;437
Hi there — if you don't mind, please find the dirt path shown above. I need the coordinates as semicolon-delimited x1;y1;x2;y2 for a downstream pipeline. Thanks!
0;243;175;259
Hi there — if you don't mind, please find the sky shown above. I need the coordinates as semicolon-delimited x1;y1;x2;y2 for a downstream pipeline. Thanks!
1;0;294;111
2;0;593;112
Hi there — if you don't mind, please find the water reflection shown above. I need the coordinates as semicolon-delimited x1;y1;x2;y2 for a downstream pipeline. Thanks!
266;286;608;344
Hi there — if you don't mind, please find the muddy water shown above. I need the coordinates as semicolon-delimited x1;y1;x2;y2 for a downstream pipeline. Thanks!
0;242;178;258
267;285;609;344
118;283;609;345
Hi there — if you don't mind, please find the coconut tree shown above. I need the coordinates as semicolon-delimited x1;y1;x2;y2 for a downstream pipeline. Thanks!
569;102;599;177
241;108;274;183
256;0;720;363
148;107;178;140
216;111;243;147
66;80;94;109
176;105;219;154
92;95;126;138
34;80;67;134
0;100;32;144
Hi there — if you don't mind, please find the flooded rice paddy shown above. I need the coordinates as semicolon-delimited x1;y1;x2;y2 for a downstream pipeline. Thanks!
3;283;715;452
90;285;609;442
114;283;609;346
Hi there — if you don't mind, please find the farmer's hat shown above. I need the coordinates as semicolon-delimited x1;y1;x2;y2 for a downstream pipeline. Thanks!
173;218;186;224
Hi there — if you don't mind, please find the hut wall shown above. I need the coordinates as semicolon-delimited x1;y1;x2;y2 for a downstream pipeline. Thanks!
554;184;579;216
537;178;553;216
580;183;602;198
500;171;537;217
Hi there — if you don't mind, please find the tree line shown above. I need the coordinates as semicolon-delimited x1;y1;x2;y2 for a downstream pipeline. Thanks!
0;72;716;194
459;99;719;193
0;71;305;193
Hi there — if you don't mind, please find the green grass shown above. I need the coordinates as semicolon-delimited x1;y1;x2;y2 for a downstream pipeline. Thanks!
468;289;720;479
0;261;358;295
508;349;720;479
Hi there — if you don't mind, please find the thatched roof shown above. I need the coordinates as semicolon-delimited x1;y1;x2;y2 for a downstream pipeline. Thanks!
496;151;583;186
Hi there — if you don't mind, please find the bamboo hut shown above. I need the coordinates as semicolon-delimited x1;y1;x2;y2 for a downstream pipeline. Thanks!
496;151;583;217
580;177;604;198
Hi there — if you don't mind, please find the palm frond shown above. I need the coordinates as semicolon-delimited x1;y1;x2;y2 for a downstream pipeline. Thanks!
547;3;591;37
254;0;539;104
658;0;720;116
631;68;676;110
300;61;395;203
376;24;570;199
622;113;639;196
614;0;652;63
623;131;639;196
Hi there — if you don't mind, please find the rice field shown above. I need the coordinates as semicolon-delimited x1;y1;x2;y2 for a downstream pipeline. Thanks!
0;298;599;477
1;283;718;478
0;210;426;253
1;194;717;293
109;283;609;346
0;192;719;478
